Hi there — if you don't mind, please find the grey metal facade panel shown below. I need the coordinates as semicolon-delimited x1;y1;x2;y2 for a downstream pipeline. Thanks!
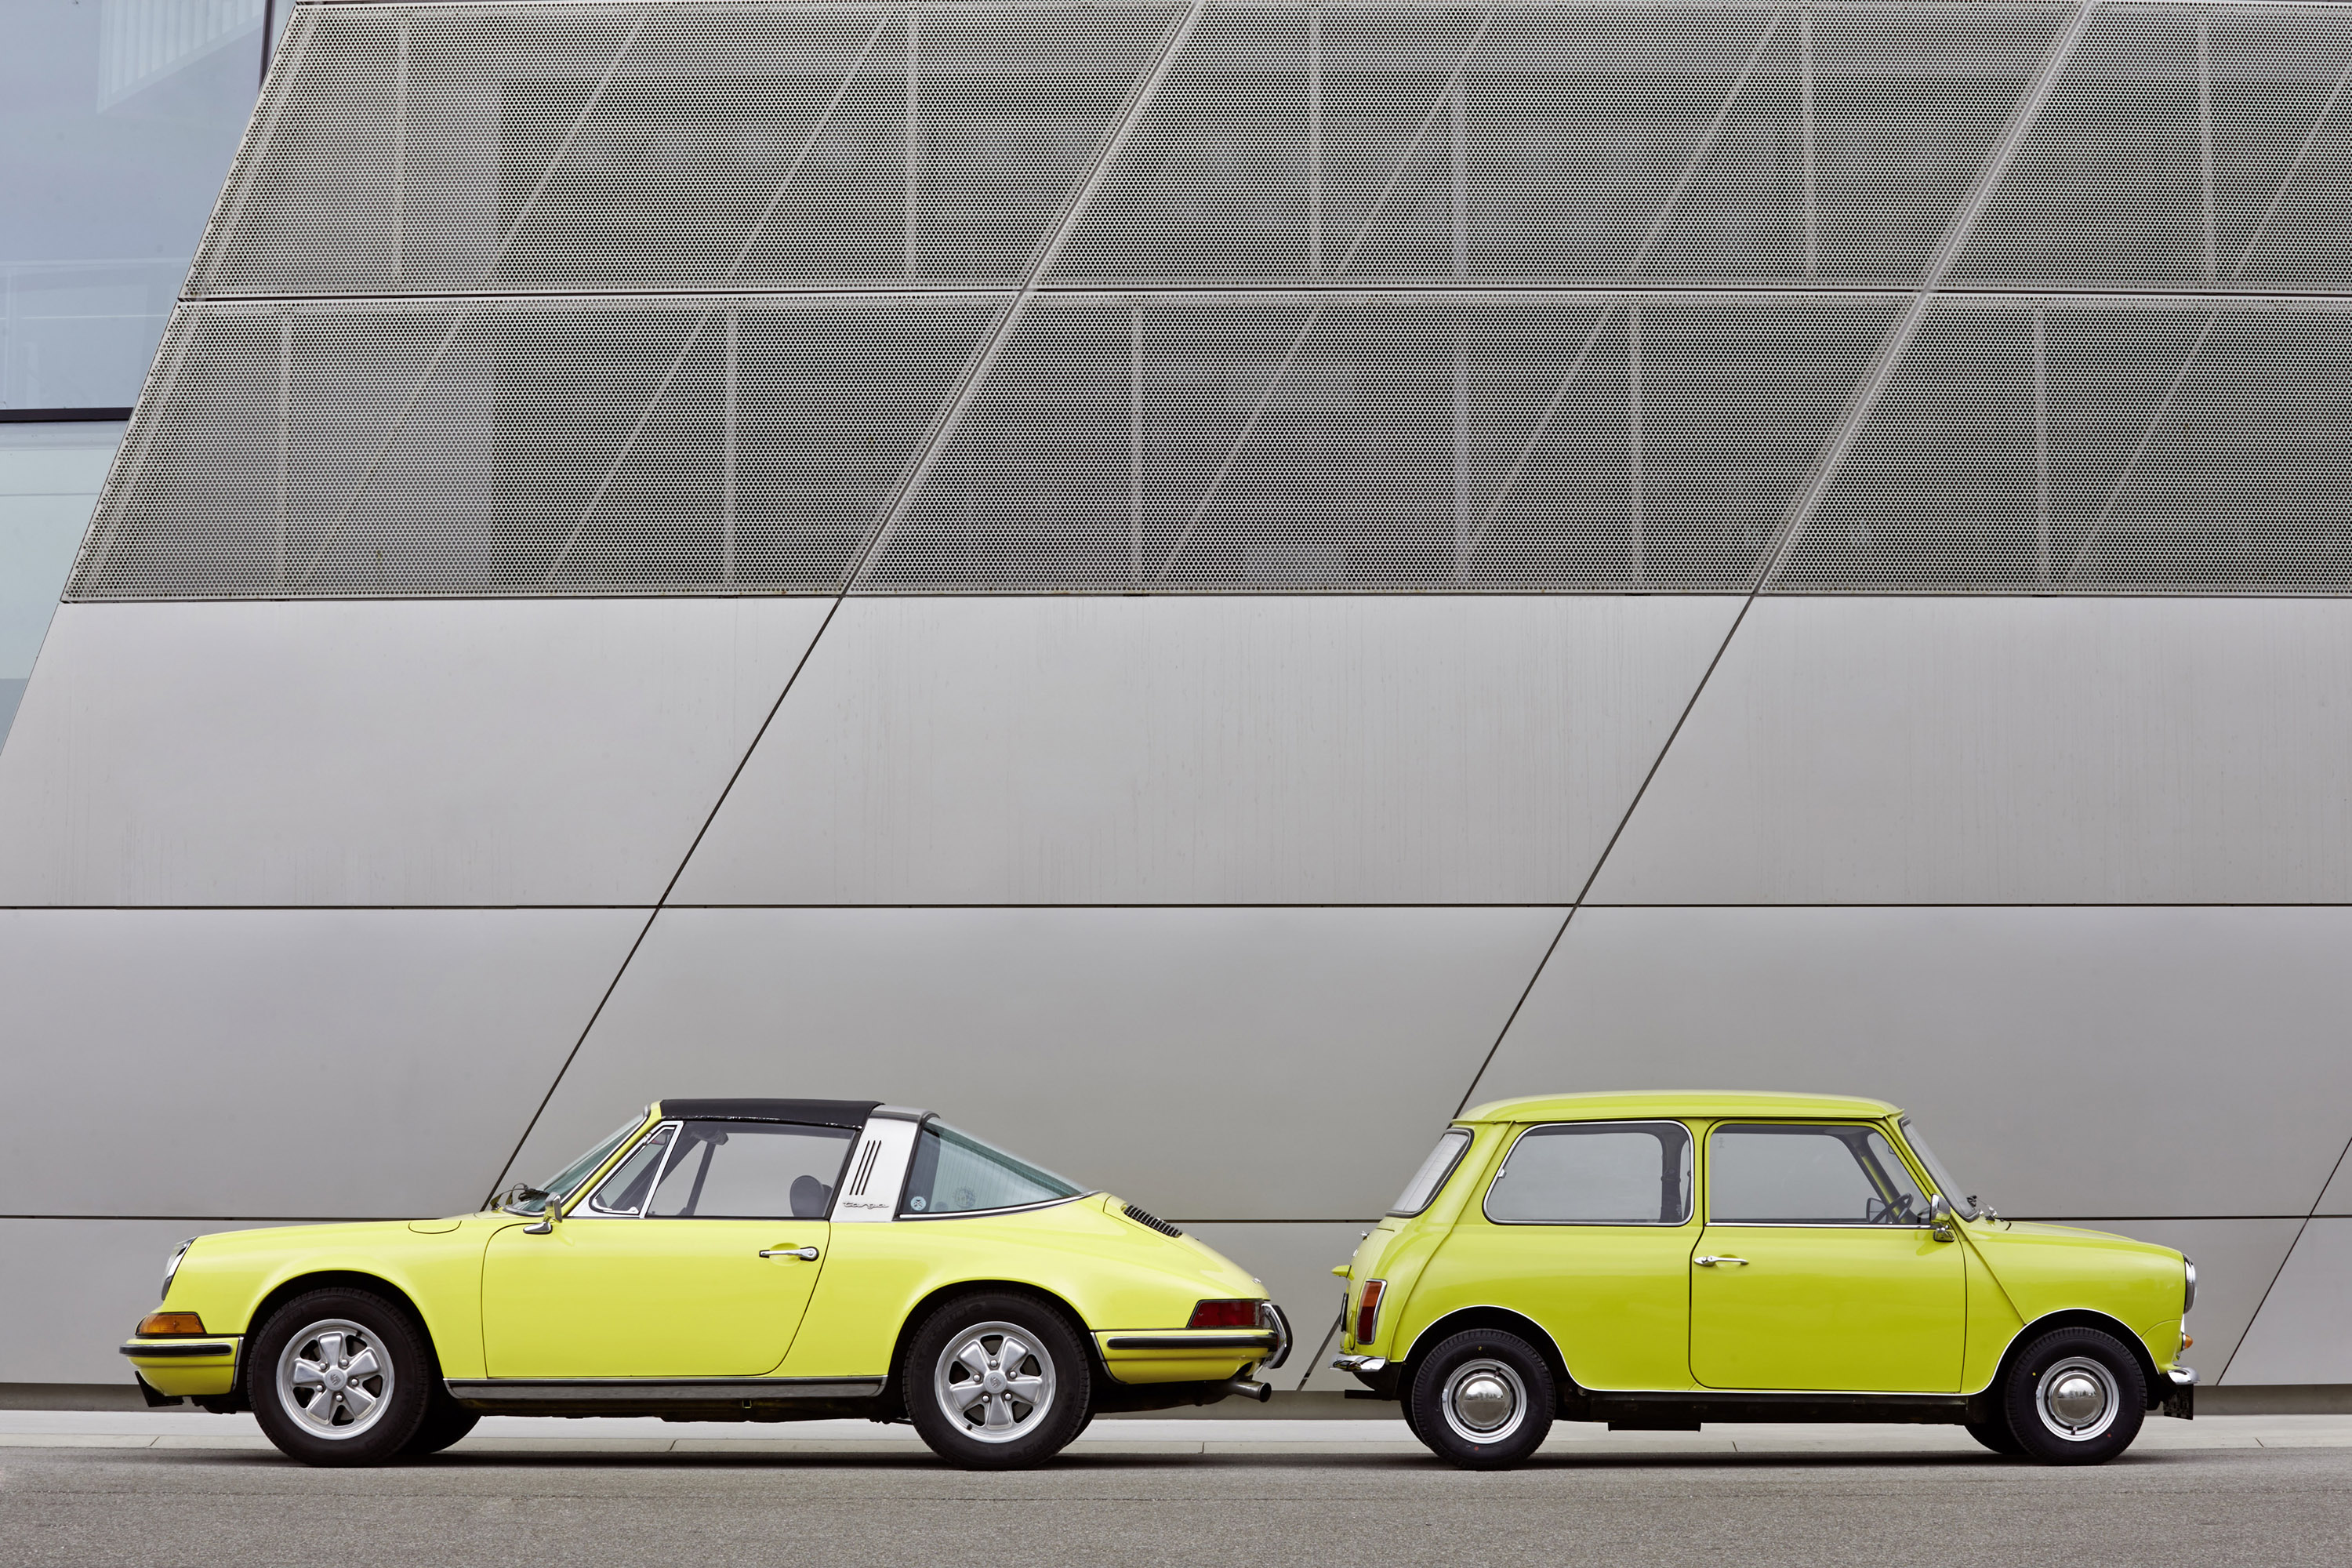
0;599;826;906
2223;1219;2352;1385
0;908;643;1217
0;1221;298;1385
507;905;1560;1222
670;594;1737;906
1588;596;2352;906
1469;906;2352;1219
2314;1147;2352;1215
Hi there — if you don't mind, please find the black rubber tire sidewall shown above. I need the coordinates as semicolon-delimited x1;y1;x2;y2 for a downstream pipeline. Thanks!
1965;1417;2025;1457
1407;1329;1556;1470
249;1288;431;1466
401;1393;481;1457
2002;1327;2147;1465
904;1292;1092;1470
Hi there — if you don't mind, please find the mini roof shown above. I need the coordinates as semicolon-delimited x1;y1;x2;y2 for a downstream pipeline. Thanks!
1459;1090;1902;1123
655;1098;881;1129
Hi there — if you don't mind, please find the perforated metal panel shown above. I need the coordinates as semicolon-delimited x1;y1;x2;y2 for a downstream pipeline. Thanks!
79;296;1004;597
70;1;2352;598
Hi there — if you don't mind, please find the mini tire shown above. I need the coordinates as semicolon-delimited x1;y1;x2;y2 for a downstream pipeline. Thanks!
249;1288;430;1467
2002;1326;2146;1466
1964;1417;2025;1457
905;1292;1092;1470
1406;1328;1555;1470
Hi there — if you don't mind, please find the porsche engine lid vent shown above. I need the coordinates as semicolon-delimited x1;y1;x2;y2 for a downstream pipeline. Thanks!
1123;1203;1182;1238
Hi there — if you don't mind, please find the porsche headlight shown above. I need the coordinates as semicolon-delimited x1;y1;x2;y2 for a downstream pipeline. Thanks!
160;1239;194;1302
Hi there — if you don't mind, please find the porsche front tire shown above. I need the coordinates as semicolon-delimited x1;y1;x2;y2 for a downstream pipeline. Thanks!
249;1288;430;1467
906;1293;1091;1469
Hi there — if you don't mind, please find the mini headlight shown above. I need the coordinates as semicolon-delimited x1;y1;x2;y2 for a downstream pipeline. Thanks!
160;1239;194;1302
2183;1257;2198;1315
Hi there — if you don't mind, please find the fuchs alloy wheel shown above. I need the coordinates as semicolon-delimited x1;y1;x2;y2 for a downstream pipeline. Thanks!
2002;1326;2146;1465
249;1288;430;1466
1407;1329;1556;1470
906;1293;1091;1469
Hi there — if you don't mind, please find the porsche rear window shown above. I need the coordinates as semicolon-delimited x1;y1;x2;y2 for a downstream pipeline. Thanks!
902;1122;1082;1216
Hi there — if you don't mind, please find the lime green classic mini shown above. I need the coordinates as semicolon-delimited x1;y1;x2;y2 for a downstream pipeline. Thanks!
121;1100;1286;1468
1333;1093;2197;1469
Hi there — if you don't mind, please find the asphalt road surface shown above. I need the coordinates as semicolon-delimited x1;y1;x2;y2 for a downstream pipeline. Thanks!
5;1440;2347;1568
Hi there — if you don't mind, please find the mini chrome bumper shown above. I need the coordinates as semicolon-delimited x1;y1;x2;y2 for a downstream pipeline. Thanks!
1331;1353;1387;1374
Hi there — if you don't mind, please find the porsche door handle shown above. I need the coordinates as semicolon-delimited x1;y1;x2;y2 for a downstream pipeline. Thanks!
1693;1256;1749;1267
759;1246;820;1261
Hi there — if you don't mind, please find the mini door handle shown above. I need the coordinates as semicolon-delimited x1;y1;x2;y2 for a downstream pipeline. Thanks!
759;1246;819;1261
1694;1255;1749;1267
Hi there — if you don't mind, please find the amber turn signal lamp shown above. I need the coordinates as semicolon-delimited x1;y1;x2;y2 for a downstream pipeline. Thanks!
1355;1279;1386;1345
1188;1299;1261;1330
137;1312;207;1337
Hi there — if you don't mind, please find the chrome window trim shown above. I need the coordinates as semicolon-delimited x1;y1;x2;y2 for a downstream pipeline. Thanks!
1702;1120;1935;1229
1388;1127;1474;1218
1480;1119;1696;1228
580;1120;681;1218
895;1192;1098;1222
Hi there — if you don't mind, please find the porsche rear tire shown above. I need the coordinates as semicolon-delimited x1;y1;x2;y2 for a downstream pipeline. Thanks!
906;1293;1091;1469
401;1390;481;1457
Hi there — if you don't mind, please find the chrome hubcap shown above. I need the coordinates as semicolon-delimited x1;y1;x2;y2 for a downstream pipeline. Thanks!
278;1319;393;1439
934;1322;1055;1445
2035;1356;2119;1441
1440;1357;1526;1443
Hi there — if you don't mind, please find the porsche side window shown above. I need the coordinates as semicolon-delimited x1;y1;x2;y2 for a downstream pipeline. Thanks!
646;1122;858;1219
1708;1124;1928;1225
583;1126;674;1217
1483;1121;1693;1225
901;1122;1082;1216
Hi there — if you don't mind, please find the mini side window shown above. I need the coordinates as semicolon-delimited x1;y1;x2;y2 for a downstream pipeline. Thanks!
1483;1121;1693;1225
1707;1123;1928;1225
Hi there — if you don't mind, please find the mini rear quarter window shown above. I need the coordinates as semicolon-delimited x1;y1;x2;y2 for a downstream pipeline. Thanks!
1483;1122;1693;1225
1390;1129;1473;1216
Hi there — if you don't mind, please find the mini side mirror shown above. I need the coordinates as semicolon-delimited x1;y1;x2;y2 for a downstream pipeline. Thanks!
1928;1194;1955;1240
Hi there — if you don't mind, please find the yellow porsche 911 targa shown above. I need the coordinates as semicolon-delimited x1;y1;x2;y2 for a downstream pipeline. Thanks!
122;1100;1288;1468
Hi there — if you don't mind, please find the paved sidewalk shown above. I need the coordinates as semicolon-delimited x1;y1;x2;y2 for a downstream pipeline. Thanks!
5;1408;2350;1457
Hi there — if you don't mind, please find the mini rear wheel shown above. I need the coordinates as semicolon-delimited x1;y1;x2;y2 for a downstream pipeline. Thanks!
1406;1328;1555;1470
905;1292;1091;1469
2002;1326;2145;1465
249;1288;430;1467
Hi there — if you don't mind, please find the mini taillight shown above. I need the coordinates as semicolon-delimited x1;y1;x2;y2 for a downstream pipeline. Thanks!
1355;1279;1386;1345
137;1312;206;1337
1189;1299;1260;1330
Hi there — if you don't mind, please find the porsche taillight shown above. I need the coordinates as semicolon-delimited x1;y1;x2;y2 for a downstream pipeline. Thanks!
1188;1299;1261;1329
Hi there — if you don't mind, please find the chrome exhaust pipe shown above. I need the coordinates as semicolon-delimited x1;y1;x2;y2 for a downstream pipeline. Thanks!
1221;1377;1273;1403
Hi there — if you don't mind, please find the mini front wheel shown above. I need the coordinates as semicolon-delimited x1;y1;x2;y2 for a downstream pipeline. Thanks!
2001;1326;2146;1465
249;1288;431;1466
1406;1328;1555;1470
905;1292;1091;1469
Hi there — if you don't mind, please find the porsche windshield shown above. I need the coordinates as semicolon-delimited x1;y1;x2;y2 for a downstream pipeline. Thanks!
514;1115;644;1213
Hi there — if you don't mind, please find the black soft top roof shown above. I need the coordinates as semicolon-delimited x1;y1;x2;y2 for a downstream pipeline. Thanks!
655;1098;881;1129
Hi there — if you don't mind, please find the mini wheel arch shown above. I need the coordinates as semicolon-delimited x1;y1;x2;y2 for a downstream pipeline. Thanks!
1985;1309;2170;1411
236;1271;440;1413
1396;1308;1578;1407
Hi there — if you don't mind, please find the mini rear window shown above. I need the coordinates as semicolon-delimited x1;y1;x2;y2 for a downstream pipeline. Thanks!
1390;1129;1473;1216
